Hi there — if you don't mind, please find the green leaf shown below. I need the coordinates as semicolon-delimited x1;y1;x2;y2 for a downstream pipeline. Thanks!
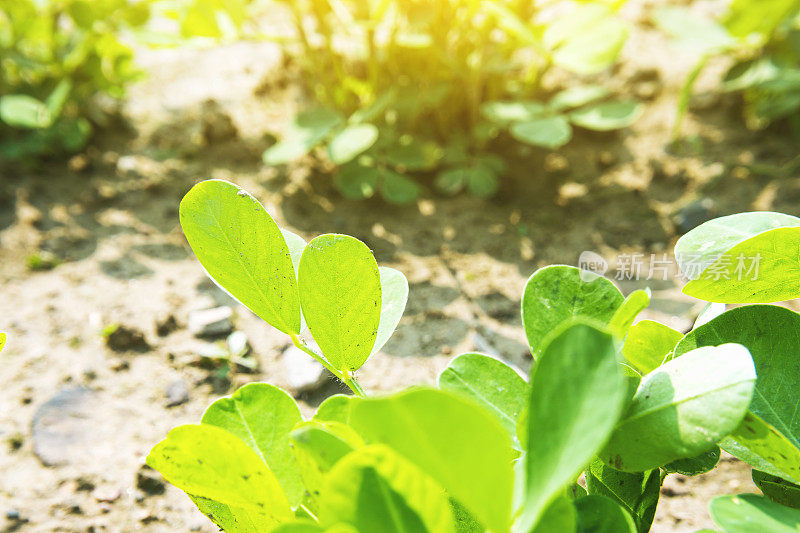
682;227;800;303
180;180;301;334
271;521;325;533
314;395;360;424
438;352;527;442
201;383;304;506
676;305;800;482
319;445;457;533
146;425;292;527
549;8;629;75
379;171;420;204
519;322;627;532
622;320;682;375
290;420;364;514
599;344;755;472
0;333;5;354
575;495;637;533
585;458;661;532
753;470;800;509
481;101;547;125
510;116;573;149
335;165;379;199
608;290;650;338
550;85;611;111
521;266;624;356
710;494;800;533
663;447;721;476
372;267;408;355
724;0;800;41
0;94;52;129
532;495;578;533
569;101;643;131
466;165;499;198
264;108;344;165
351;388;514;533
328;124;379;164
45;79;72;119
653;6;736;55
435;168;467;195
674;212;800;279
298;234;381;371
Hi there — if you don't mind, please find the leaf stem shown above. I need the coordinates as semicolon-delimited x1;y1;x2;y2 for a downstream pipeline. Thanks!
288;333;366;397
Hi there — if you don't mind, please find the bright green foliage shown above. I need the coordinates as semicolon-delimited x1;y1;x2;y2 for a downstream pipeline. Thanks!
180;180;302;335
0;333;5;354
656;1;800;135
0;0;151;158
521;266;624;355
319;445;456;533
676;305;800;483
711;494;800;533
351;388;514;533
152;182;800;532
575;495;637;533
438;353;527;442
263;0;637;202
519;322;627;532
201;384;304;506
585;459;661;532
147;424;292;528
600;344;755;472
621;320;682;375
298;234;382;372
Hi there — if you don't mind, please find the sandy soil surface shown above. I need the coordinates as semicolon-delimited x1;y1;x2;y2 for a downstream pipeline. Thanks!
2;1;799;531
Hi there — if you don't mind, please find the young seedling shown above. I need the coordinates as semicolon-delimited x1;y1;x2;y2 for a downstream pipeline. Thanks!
152;181;800;533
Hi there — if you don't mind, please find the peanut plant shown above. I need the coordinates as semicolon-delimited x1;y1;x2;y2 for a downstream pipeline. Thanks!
262;0;642;203
149;180;800;532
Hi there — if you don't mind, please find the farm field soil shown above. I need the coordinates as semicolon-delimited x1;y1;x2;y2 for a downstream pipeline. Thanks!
2;2;800;531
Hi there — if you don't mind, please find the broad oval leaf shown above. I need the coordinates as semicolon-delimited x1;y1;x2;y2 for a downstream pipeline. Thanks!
379;170;421;204
676;305;800;482
608;289;650;339
146;424;292;525
520;322;627;532
510;116;572;149
521;265;624;355
180;180;301;334
438;352;527;443
351;388;515;533
550;10;628;75
664;447;721;476
314;394;360;424
711;494;800;533
298;234;381;371
683;227;800;303
319;445;457;533
622;320;682;375
481;101;547;124
263;108;344;165
575;495;637;533
599;344;755;472
327;124;379;164
0;94;52;129
674;212;800;278
372;267;409;356
550;85;610;111
335;165;379;199
532;495;577;533
201;383;304;506
569;101;643;131
654;6;736;55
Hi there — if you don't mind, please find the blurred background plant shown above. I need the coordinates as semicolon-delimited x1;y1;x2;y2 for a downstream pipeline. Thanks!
262;0;643;203
0;0;256;162
656;0;800;140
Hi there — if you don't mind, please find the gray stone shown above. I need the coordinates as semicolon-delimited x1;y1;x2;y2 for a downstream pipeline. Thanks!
188;307;234;338
165;379;189;407
673;198;717;234
32;387;97;467
283;344;328;393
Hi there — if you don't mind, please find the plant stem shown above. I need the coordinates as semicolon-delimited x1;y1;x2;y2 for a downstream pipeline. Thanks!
288;333;366;397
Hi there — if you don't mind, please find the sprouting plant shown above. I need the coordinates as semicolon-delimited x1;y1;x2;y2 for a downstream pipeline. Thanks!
655;1;800;139
146;179;800;532
261;0;642;203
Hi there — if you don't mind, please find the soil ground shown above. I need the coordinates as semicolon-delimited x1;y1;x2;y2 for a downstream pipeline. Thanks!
2;1;799;531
